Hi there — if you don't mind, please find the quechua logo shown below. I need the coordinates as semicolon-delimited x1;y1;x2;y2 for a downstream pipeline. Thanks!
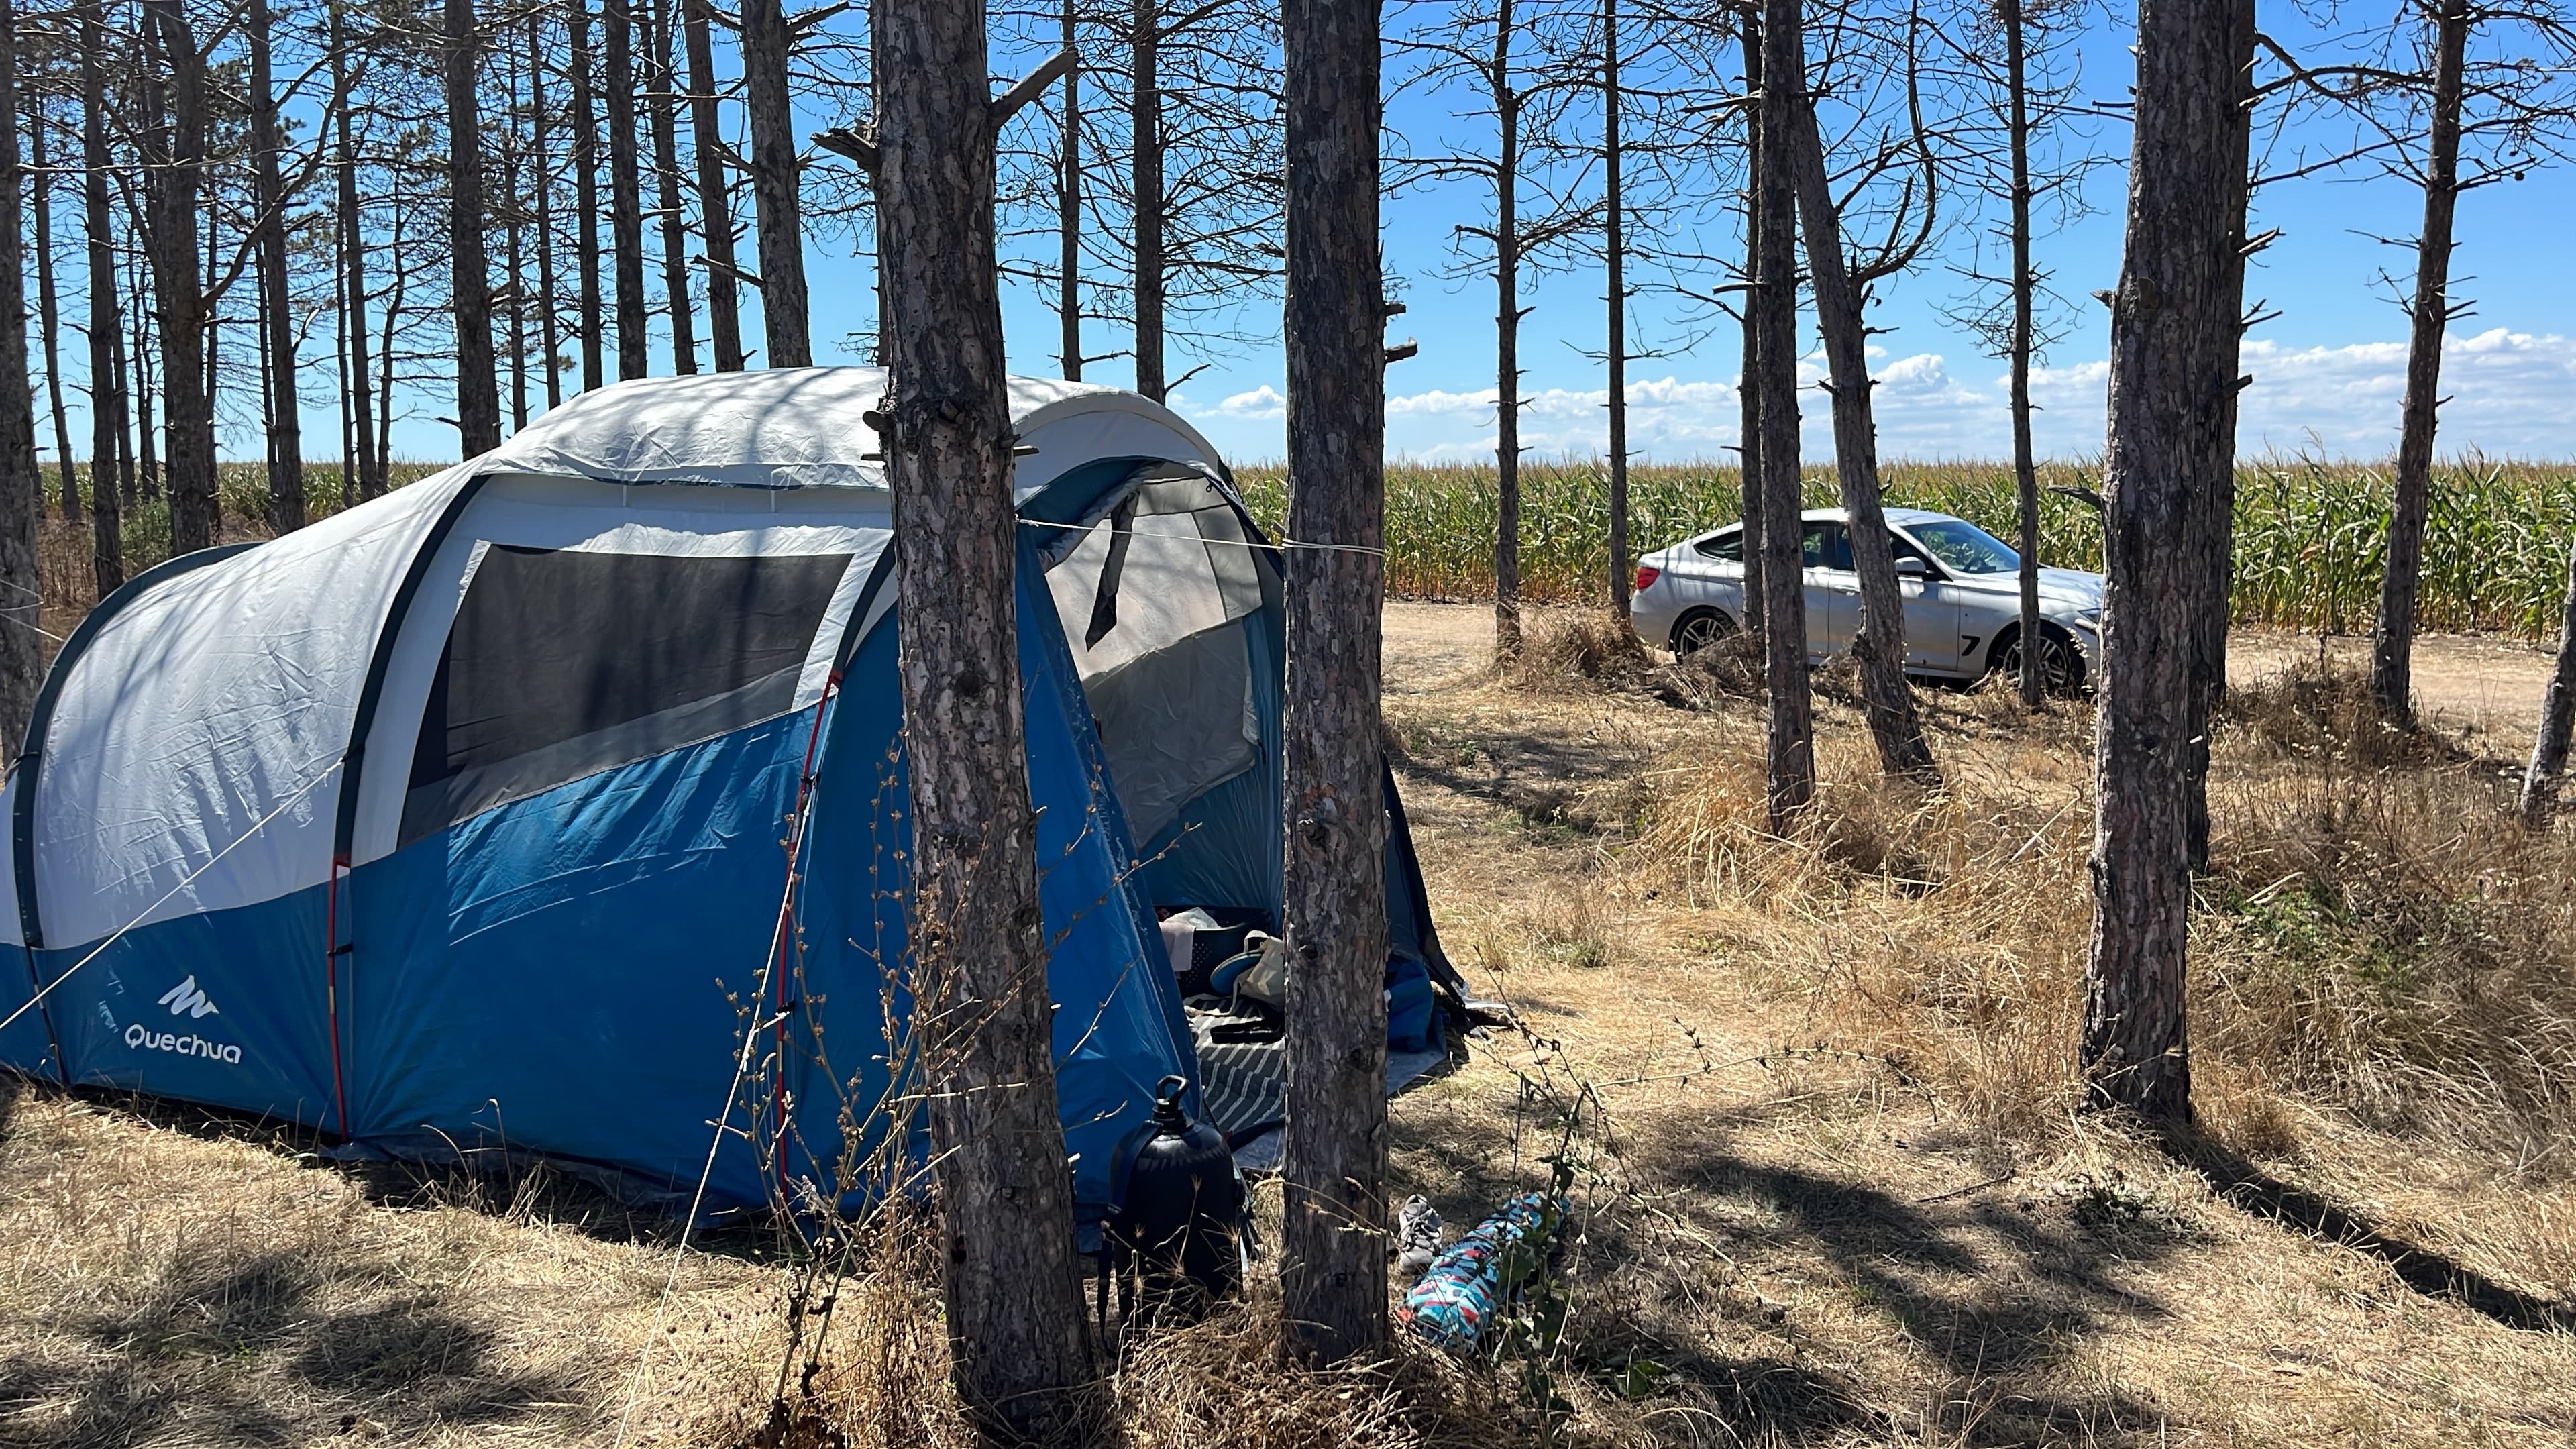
127;976;242;1065
158;975;220;1018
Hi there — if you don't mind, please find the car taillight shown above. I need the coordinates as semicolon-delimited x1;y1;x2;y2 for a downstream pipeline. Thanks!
1633;564;1661;592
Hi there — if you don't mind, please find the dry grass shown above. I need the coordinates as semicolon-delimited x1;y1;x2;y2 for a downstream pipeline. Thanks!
1375;608;2576;1444
0;1085;792;1447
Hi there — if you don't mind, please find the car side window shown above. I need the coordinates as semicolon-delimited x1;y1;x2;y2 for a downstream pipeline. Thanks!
1803;522;1852;572
1693;529;1745;562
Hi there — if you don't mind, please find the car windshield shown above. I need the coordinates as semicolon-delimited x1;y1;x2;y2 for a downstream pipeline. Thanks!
1906;518;2019;576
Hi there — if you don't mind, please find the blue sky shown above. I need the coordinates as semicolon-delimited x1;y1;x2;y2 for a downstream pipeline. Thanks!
323;4;2576;468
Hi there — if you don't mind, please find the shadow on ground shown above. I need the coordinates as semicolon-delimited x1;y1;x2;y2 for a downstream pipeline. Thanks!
0;1246;590;1449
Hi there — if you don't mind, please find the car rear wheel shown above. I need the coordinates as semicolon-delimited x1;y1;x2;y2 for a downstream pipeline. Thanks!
1994;624;2083;696
1670;608;1738;657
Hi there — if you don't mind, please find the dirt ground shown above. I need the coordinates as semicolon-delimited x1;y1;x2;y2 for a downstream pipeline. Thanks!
1;600;2571;1447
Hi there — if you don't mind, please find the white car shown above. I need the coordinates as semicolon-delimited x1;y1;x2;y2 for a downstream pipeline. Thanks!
1629;507;2103;690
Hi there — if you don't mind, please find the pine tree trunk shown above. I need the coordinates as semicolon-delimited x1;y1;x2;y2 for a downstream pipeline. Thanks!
504;50;529;429
2182;5;2254;876
1130;0;1164;398
570;0;605;389
531;7;565;406
335;223;354;508
122;266;147;504
29;97;76;524
2519;538;2576;828
605;0;648;380
2084;0;2253;1122
378;199;408;485
2007;0;2042;711
647;0;696;374
1489;0;1521;664
2369;0;2469;724
0;0;40;751
741;0;809;366
874;0;1095;1433
1788;89;1935;785
78;1;119;596
1603;0;1629;619
682;0;744;372
335;1;380;496
1756;0;1811;830
1735;9;1764;647
251;0;304;531
142;0;214;553
445;0;502;455
1058;0;1082;379
1278;0;1391;1366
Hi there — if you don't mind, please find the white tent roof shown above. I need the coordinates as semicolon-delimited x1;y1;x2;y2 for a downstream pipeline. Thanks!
7;370;1226;953
471;366;1224;496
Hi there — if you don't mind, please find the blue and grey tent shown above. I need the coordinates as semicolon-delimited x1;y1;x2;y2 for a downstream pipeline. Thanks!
0;369;1455;1220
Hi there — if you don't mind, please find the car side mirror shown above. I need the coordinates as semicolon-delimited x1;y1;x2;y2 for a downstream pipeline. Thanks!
1894;556;1932;578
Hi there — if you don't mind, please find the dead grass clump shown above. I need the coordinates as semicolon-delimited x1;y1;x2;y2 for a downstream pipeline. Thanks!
1505;608;1654;692
1620;737;2104;1142
2223;655;2467;769
1101;1289;1521;1449
1809;652;1865;708
2197;762;2576;1166
1648;632;1764;710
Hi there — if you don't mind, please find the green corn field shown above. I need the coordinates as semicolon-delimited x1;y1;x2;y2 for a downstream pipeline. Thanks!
1232;456;2576;641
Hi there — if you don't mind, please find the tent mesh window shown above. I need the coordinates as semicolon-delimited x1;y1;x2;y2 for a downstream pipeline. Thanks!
1041;468;1267;845
401;545;853;845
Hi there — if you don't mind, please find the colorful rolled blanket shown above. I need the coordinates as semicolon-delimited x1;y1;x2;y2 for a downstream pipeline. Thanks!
1394;1191;1565;1353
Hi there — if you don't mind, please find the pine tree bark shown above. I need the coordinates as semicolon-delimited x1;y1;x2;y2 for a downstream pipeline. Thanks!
1278;0;1391;1367
78;0;119;594
445;0;503;455
1489;0;1522;664
2006;0;2042;710
1735;7;1765;647
570;0;606;389
647;0;697;374
28;96;75;524
334;0;380;496
531;9;565;406
251;0;305;531
1130;0;1165;398
1786;85;1935;784
605;0;648;380
2369;0;2469;724
142;0;215;552
504;52;529;429
2182;5;2254;875
1756;0;1811;829
1057;0;1082;379
121;254;146;504
2084;0;2253;1122
874;0;1095;1434
682;0;744;372
1603;0;1629;619
0;0;41;751
742;0;809;366
378;199;408;485
2520;538;2576;827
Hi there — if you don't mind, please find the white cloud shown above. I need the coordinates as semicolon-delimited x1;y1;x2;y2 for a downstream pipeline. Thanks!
2235;328;2576;457
1183;327;2576;463
1201;384;1287;420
